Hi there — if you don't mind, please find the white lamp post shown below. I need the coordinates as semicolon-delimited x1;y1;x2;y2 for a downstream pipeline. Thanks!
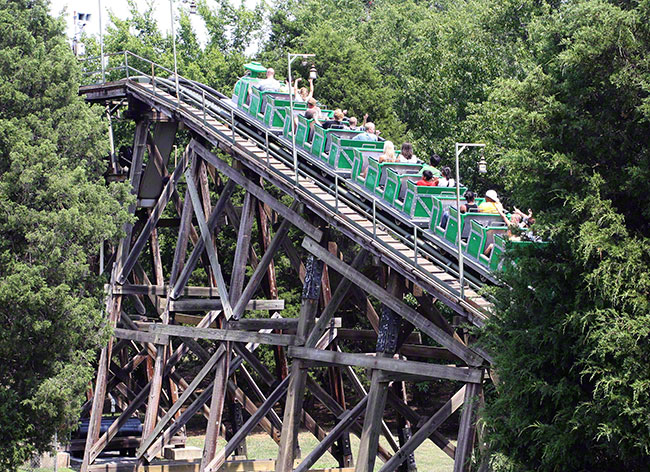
169;0;180;103
287;53;315;184
455;142;486;299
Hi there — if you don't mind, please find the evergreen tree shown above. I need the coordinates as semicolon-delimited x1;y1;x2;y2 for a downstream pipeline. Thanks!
0;0;131;468
471;1;650;469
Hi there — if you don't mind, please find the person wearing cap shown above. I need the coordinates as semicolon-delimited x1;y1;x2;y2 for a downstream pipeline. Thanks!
479;190;504;214
303;97;321;119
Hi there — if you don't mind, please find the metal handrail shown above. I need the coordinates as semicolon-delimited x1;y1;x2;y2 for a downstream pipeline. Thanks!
81;51;493;311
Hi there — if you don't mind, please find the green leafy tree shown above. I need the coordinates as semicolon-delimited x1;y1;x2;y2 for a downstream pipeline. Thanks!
471;1;650;469
0;0;131;469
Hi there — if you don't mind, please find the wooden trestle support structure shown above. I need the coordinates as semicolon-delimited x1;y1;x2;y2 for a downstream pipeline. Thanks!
78;71;491;472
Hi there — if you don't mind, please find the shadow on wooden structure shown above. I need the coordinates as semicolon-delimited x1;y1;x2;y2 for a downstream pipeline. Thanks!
78;58;490;472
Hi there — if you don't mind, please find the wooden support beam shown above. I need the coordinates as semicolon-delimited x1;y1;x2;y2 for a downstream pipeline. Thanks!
117;146;191;284
230;203;298;321
110;284;227;297
275;254;325;472
228;318;299;331
453;383;482;472
379;386;467;472
356;270;403;472
190;140;324;242
136;347;226;459
150;324;297;346
171;179;237;299
385;391;456;460
204;376;291;472
169;298;284;312
81;118;149;472
185;168;233;319
202;344;230;470
289;347;482;383
113;328;168;345
302;237;485;367
294;397;369;472
230;191;255;302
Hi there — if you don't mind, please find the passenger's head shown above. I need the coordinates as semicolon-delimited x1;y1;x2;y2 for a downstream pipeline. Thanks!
422;169;434;181
464;190;475;203
307;97;317;109
333;109;345;121
299;87;308;99
365;122;376;134
485;189;499;203
430;153;442;167
441;166;452;180
383;141;395;159
401;143;413;160
266;68;275;78
349;117;358;127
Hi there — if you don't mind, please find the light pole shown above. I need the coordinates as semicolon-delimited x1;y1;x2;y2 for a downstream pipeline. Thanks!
169;0;180;103
98;0;104;83
454;142;486;299
287;53;315;184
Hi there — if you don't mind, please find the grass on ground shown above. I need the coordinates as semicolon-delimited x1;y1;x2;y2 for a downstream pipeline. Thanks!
187;432;453;472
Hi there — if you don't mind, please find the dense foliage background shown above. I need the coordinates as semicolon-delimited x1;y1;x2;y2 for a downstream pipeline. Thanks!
2;0;648;470
0;0;131;468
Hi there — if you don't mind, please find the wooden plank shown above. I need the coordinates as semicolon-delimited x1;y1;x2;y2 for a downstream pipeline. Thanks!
113;328;168;345
150;324;297;346
169;298;284;312
302;237;485;367
290;347;481;383
378;386;467;472
228;318;299;331
110;284;225;297
175;312;290;328
189;140;324;242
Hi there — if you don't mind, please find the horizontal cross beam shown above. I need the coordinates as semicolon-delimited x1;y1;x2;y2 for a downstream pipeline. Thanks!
150;324;298;347
289;346;483;384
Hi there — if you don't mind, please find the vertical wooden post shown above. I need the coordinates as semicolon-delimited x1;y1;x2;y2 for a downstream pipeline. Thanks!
201;342;230;470
355;269;404;472
256;195;288;381
81;117;149;472
394;382;417;472
275;250;325;472
321;242;352;468
453;382;482;472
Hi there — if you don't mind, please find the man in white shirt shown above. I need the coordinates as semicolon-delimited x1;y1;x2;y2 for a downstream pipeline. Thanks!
352;122;378;141
257;68;281;92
